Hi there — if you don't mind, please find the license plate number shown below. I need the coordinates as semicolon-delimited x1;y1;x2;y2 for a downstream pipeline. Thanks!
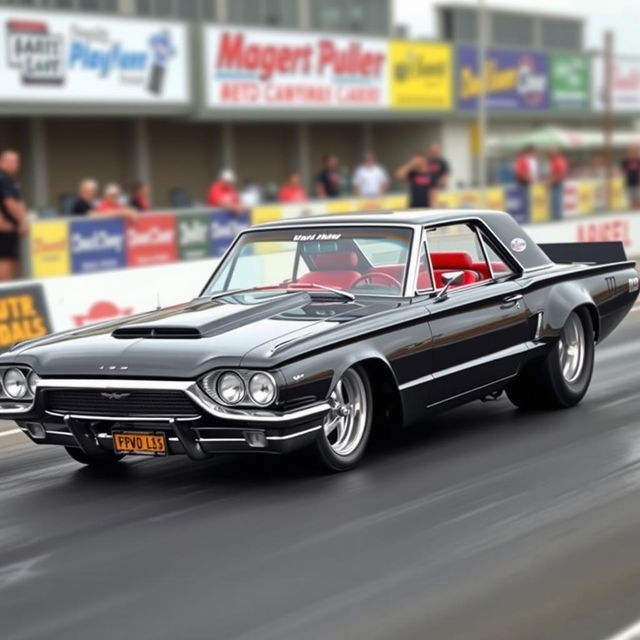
113;432;167;456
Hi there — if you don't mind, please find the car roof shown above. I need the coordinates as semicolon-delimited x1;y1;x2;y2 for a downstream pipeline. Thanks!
253;209;515;229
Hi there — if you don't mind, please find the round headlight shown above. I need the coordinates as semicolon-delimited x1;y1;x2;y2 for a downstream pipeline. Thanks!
248;373;276;406
4;368;27;399
216;372;245;405
28;371;40;395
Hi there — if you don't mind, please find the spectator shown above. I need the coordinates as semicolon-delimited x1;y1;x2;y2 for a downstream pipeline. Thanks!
96;183;137;220
514;145;539;187
395;153;434;209
207;168;242;213
427;143;450;190
547;147;569;220
70;178;99;216
0;150;28;281
352;152;389;198
314;154;342;199
129;181;151;212
240;179;262;208
621;146;640;210
278;171;307;203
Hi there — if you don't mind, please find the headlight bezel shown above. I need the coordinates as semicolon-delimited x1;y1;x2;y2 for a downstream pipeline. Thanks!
1;366;38;402
200;369;278;408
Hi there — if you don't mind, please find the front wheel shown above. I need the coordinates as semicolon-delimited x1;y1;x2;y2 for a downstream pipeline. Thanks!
313;366;373;471
65;446;124;467
506;308;594;410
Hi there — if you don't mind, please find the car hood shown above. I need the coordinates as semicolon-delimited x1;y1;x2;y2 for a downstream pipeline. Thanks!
5;292;402;378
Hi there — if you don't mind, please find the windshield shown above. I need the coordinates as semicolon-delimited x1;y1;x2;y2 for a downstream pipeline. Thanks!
204;226;413;297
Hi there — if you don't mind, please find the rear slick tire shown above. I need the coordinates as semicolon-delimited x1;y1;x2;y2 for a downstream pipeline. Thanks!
65;446;124;466
506;308;594;410
313;366;373;472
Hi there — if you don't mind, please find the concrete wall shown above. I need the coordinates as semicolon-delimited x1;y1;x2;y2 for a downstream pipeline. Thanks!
45;119;130;210
148;120;220;207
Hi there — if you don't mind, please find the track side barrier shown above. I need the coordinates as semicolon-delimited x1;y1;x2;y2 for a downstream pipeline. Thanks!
0;209;636;353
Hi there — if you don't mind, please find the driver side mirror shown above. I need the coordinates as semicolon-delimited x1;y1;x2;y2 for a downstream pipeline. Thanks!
434;270;465;302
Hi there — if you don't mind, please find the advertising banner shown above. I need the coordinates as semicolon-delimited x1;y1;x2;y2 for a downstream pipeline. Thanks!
505;185;529;224
204;27;388;110
0;283;51;352
70;217;126;274
457;45;550;110
592;55;640;111
30;219;70;278
0;9;189;105
529;183;550;223
126;214;177;267
210;210;248;257
388;41;452;110
177;212;212;261
550;53;590;110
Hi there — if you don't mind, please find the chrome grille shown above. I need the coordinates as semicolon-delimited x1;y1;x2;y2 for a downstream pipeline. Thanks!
44;389;199;417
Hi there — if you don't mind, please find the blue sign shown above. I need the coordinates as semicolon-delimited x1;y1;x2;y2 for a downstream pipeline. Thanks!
70;218;126;274
505;185;530;224
209;210;249;258
457;45;550;111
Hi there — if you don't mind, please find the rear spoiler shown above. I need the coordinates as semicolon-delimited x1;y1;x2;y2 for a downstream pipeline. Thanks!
539;241;629;265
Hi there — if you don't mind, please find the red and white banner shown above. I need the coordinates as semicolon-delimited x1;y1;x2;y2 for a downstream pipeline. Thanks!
204;27;388;110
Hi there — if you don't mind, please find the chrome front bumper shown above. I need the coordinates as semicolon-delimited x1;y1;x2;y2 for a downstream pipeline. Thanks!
16;378;330;458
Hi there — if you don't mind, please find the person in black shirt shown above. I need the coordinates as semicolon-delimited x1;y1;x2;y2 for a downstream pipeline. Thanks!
395;153;434;208
427;143;450;190
0;150;28;281
71;178;99;216
314;154;342;199
621;147;640;209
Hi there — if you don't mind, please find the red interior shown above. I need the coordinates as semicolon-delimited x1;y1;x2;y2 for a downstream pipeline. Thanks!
295;250;501;292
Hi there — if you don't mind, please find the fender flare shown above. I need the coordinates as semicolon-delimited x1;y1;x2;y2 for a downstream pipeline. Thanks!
543;282;600;341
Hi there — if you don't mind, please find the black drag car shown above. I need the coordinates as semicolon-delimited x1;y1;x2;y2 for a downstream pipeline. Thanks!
3;210;637;471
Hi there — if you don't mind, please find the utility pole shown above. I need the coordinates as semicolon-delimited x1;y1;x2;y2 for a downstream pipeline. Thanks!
603;30;614;210
477;0;488;205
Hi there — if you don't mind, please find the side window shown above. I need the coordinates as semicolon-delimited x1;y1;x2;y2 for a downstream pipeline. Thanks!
479;231;516;278
416;243;433;291
426;223;487;289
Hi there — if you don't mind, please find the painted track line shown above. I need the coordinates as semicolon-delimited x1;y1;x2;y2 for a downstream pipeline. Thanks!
605;620;640;640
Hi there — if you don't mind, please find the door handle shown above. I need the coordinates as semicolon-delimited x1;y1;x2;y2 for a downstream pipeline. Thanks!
501;294;523;307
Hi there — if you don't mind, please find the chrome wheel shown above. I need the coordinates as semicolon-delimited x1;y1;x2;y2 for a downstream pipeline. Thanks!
558;312;586;383
323;369;368;457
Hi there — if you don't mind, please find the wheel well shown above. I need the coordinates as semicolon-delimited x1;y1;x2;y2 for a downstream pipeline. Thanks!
357;358;403;432
577;303;600;342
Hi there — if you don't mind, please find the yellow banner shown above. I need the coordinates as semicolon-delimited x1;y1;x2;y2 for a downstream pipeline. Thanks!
577;181;595;215
433;191;459;208
530;183;550;223
457;190;481;209
486;187;505;211
327;200;357;214
30;220;70;278
251;205;283;225
382;194;408;210
611;176;626;211
389;41;453;110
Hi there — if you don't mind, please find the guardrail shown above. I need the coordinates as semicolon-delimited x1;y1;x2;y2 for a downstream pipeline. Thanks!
25;177;630;279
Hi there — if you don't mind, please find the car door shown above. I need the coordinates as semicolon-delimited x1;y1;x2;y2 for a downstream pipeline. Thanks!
420;221;531;409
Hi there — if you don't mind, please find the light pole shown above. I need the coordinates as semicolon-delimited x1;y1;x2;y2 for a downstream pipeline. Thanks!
477;0;488;205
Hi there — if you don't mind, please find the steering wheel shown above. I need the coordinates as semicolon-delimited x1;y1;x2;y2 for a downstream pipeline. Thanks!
352;271;402;290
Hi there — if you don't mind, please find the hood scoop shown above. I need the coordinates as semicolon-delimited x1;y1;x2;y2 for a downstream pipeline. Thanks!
112;326;201;339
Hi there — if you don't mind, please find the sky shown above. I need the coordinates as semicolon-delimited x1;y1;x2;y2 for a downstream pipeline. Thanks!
394;0;640;55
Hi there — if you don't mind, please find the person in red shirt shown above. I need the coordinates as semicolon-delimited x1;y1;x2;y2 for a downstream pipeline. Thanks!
207;168;242;213
129;181;152;211
278;171;307;203
547;147;569;220
96;183;137;220
621;146;640;209
514;145;539;186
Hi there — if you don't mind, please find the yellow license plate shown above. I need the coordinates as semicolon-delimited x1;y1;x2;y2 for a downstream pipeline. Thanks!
113;432;167;456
